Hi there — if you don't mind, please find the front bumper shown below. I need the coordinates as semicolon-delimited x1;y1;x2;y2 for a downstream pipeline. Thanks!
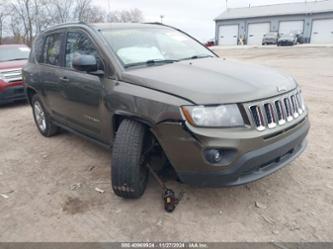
0;84;26;104
262;39;277;45
154;117;309;187
278;40;295;46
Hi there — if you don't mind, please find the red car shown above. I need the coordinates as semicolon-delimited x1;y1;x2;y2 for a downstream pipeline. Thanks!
0;44;30;105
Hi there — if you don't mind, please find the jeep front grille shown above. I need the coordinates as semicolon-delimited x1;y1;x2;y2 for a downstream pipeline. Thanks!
0;68;23;83
247;90;306;131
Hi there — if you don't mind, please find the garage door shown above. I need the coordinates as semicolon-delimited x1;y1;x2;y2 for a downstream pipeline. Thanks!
279;21;304;35
247;23;270;45
311;19;333;44
218;25;239;46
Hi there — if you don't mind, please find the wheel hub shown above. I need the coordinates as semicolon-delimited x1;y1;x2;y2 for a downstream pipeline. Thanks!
34;101;47;132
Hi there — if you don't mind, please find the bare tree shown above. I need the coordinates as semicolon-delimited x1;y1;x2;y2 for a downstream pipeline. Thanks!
10;0;35;46
47;0;75;24
74;0;92;22
83;6;106;23
8;0;50;45
9;13;25;43
107;8;144;23
0;0;9;44
0;0;145;45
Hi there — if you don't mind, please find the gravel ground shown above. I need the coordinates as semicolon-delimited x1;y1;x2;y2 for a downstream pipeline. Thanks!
0;46;332;242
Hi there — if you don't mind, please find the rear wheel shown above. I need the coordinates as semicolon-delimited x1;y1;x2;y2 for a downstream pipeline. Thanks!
111;119;149;199
32;94;59;137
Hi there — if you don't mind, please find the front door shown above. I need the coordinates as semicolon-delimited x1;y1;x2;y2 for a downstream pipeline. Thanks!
57;31;105;140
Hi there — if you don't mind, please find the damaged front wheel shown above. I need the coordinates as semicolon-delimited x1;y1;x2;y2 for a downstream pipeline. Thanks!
111;119;149;199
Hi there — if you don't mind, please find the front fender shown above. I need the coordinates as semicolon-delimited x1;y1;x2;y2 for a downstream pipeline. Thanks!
106;81;192;130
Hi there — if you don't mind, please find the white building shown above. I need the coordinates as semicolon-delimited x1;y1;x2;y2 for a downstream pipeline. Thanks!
215;0;333;45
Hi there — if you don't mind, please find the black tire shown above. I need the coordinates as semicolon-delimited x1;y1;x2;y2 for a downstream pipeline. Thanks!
111;119;149;199
31;94;59;137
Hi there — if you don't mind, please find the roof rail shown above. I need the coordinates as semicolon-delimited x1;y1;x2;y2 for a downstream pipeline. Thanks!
42;21;90;33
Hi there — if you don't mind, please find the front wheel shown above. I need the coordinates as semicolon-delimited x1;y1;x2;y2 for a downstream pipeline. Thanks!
111;119;149;199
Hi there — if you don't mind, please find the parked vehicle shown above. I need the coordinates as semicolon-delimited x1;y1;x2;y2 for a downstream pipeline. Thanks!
23;23;309;199
0;44;30;105
296;32;305;44
262;32;279;45
277;32;298;46
205;39;215;47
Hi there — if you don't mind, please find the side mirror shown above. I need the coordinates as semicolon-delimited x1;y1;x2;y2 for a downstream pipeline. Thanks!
72;54;98;73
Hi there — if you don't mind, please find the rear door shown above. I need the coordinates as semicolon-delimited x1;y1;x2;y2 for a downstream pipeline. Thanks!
38;31;66;114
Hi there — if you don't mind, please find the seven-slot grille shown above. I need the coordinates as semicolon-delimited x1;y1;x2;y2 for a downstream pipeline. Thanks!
248;90;305;131
0;68;23;83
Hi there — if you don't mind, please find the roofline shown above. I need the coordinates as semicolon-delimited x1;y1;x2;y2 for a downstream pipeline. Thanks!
214;10;333;21
214;0;333;21
42;21;173;33
221;0;325;11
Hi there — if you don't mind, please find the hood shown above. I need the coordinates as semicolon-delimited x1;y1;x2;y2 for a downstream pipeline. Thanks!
121;57;297;105
263;37;277;41
0;60;27;70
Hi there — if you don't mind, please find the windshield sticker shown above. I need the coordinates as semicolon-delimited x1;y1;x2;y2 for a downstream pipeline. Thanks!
19;47;30;52
166;32;188;42
117;46;164;64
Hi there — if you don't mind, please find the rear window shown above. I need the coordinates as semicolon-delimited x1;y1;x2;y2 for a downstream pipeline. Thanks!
0;46;30;62
32;34;45;63
41;33;63;66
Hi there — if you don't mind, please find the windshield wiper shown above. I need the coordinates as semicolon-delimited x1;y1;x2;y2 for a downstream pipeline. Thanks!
124;59;179;69
179;54;214;61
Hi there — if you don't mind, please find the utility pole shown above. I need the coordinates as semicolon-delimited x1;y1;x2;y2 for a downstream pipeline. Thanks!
225;0;228;9
160;15;164;23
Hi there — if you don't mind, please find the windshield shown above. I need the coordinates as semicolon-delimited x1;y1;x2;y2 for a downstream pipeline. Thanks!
101;27;215;68
0;46;30;62
282;33;295;38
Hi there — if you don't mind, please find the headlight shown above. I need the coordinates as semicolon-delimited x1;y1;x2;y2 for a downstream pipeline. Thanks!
181;104;244;127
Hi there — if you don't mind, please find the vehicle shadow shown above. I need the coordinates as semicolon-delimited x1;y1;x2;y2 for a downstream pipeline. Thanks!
0;99;28;109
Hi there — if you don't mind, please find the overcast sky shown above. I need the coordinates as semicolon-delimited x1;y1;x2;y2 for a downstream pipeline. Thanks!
94;0;313;41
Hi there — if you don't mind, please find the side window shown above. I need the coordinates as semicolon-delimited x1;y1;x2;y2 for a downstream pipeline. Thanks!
65;32;103;70
42;33;63;66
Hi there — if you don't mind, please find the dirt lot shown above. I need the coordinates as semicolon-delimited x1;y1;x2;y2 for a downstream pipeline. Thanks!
0;46;332;242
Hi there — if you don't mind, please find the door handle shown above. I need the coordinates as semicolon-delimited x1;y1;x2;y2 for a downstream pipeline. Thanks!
59;76;69;82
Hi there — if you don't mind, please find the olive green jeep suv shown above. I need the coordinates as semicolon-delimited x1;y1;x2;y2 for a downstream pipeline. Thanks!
23;23;309;199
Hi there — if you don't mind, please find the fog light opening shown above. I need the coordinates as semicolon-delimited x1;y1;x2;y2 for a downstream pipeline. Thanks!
204;149;223;164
